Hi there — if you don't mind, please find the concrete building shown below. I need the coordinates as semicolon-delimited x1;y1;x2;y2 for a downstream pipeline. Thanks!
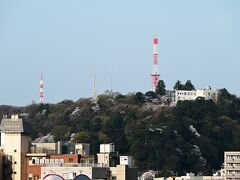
175;87;218;103
39;143;137;180
100;143;115;153
26;153;49;180
110;164;137;180
75;143;90;156
41;164;110;179
224;151;240;180
120;156;133;168
97;143;119;167
0;115;30;180
0;149;5;180
31;141;63;155
41;164;137;180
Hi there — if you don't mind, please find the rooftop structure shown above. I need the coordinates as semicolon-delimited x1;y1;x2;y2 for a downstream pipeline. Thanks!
0;115;25;133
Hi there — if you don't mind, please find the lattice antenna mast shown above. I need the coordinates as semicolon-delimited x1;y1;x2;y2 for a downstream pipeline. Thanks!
151;37;160;92
39;73;44;104
110;68;113;93
92;72;97;101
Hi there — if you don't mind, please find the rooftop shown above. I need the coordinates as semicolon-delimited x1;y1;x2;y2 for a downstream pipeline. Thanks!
0;115;31;134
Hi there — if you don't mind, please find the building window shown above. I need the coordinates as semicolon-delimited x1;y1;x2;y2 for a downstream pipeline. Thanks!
28;178;33;180
14;149;17;152
69;158;73;162
14;161;17;164
14;172;17;174
32;159;35;164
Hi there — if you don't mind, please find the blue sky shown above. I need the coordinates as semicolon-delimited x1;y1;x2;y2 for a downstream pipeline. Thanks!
0;0;239;106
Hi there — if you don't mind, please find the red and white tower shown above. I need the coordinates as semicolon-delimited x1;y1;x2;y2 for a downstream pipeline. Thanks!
39;73;44;104
151;37;160;92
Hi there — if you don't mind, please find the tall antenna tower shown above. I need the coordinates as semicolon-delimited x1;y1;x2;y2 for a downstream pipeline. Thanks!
110;68;113;93
92;72;97;101
39;73;44;104
151;37;160;92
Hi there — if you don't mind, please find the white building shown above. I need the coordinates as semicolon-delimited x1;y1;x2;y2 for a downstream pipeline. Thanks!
0;115;30;180
175;86;218;103
75;143;90;156
100;143;115;153
120;156;133;168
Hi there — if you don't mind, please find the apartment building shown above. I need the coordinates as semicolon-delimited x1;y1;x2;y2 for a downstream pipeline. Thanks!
224;151;240;180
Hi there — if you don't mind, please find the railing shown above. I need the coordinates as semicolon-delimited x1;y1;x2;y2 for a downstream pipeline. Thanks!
43;163;108;168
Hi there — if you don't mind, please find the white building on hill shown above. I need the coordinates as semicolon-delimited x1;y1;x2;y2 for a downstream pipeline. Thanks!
175;86;218;103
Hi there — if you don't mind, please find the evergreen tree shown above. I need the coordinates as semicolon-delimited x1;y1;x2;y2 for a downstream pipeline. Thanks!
174;80;184;90
156;80;166;96
183;80;195;90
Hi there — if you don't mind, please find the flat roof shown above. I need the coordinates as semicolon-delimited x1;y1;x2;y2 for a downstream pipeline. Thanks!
26;153;49;157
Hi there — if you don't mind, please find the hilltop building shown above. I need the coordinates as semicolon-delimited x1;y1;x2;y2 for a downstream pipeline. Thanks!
165;86;218;104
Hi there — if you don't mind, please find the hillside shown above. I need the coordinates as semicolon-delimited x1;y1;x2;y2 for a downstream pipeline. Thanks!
1;88;240;176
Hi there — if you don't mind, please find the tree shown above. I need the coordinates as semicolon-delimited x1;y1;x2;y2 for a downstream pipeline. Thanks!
174;80;184;90
135;92;145;105
183;80;195;90
156;80;166;96
145;91;157;98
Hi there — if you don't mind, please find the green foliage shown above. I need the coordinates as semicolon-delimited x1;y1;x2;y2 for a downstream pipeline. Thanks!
156;80;166;96
1;89;240;175
174;80;195;91
183;80;195;90
174;80;184;90
145;91;157;98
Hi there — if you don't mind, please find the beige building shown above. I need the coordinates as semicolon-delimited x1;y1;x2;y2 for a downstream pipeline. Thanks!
0;115;30;180
110;165;137;180
224;151;240;180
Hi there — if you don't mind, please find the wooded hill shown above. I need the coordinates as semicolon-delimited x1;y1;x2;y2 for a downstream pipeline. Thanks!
1;88;240;176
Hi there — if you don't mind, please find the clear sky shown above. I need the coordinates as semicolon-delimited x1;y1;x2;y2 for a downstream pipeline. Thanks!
0;0;239;106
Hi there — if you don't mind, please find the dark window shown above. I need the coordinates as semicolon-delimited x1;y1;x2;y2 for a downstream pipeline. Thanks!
32;159;35;164
14;149;17;152
14;161;17;164
69;158;73;162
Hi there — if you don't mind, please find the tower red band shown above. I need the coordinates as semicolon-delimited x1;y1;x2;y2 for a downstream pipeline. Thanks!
39;73;44;104
151;37;160;92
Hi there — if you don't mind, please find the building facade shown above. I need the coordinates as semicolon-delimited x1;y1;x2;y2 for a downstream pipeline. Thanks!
0;115;30;180
224;151;240;180
175;87;218;103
